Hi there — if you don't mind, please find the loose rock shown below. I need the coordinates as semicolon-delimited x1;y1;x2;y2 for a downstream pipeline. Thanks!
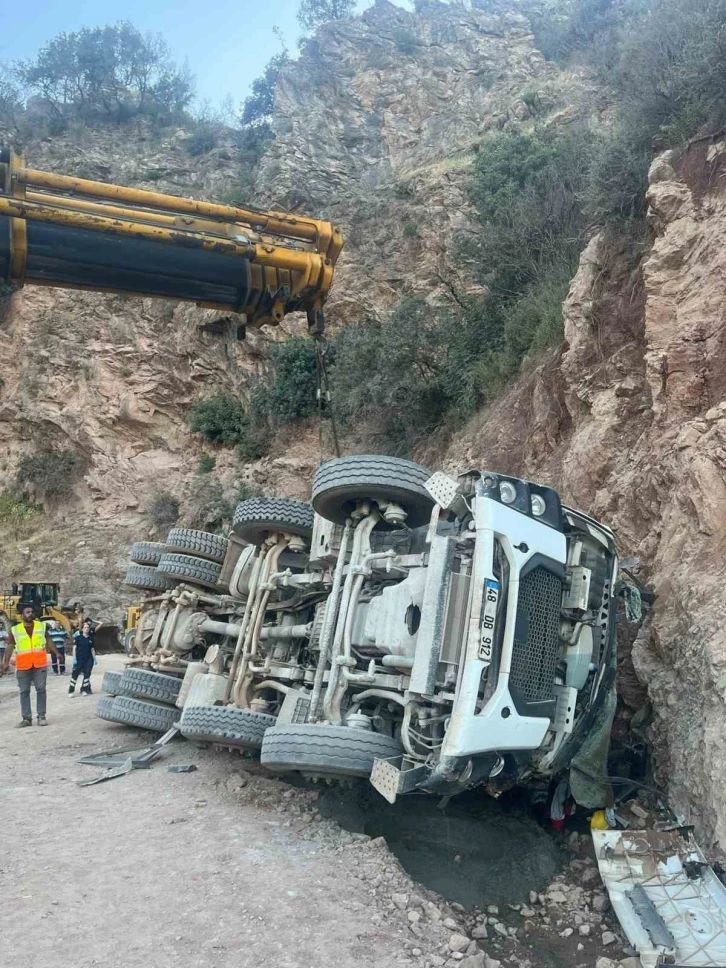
448;934;470;953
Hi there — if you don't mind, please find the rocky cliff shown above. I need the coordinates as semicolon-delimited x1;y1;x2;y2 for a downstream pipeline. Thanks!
437;139;726;851
2;0;726;849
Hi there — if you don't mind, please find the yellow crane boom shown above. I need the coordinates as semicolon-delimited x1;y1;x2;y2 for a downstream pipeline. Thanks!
0;148;343;331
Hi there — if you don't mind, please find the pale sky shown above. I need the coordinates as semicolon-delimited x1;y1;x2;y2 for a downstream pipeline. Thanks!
1;0;406;112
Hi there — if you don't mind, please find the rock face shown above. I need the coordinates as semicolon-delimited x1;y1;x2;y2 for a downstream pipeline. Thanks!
438;140;726;850
259;0;597;325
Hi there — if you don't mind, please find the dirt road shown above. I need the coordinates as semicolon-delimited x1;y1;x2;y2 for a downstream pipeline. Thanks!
0;656;417;968
0;657;625;968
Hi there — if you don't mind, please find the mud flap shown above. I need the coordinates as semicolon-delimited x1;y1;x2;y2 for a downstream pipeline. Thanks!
592;827;726;967
370;756;429;804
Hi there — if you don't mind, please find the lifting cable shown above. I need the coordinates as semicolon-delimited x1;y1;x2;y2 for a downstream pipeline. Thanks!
314;336;341;461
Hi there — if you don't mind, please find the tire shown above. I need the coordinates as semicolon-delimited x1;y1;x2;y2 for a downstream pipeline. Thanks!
111;695;179;733
101;671;125;696
260;724;403;778
96;695;123;723
123;629;137;656
124;565;175;592
312;455;434;528
165;528;228;564
130;541;166;566
157;553;222;590
180;704;276;749
119;668;183;705
232;497;314;545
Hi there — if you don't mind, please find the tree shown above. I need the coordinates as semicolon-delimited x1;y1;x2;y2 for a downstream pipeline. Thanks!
240;53;288;127
297;0;356;31
16;22;194;124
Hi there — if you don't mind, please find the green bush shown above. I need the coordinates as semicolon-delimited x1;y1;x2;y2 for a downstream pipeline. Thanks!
330;298;449;449
198;454;216;474
0;491;37;526
185;127;217;157
393;29;418;55
189;478;233;533
252;338;319;425
147;490;180;530
15;449;85;501
235;430;268;462
188;393;249;446
236;482;260;503
403;221;419;238
297;0;356;30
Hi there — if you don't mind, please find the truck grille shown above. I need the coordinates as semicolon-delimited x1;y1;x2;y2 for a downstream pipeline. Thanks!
509;568;563;704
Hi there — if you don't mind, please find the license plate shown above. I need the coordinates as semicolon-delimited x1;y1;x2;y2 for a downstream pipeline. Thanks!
478;578;500;662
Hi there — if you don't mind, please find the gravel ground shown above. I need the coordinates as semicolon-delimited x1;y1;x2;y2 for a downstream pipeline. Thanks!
0;656;630;968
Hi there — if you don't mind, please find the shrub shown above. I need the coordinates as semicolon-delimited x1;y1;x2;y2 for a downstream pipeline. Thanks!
221;124;277;208
189;478;233;532
330;298;449;449
466;127;591;296
393;29;418;55
0;282;13;326
188;393;248;446
147;490;180;530
15;449;85;501
403;221;419;238
198;454;216;474
297;0;356;31
236;482;260;503
580;121;654;224
235;432;268;462
185;127;217;156
0;491;37;527
252;338;319;425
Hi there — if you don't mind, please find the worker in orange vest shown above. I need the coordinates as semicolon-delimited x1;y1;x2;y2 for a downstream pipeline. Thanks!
1;605;64;727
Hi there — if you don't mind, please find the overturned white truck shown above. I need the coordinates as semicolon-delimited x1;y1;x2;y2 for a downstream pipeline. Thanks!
104;455;618;806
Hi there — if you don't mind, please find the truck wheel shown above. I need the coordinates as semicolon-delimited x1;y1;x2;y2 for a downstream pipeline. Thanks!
124;565;175;592
180;705;276;749
232;497;314;545
118;668;183;705
165;528;228;564
260;724;402;778
311;455;434;528
130;541;166;565
110;695;179;732
123;629;137;656
101;671;125;696
96;695;123;723
157;553;222;590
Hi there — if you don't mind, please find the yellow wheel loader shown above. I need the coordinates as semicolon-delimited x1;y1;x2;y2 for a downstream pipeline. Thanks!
0;581;83;634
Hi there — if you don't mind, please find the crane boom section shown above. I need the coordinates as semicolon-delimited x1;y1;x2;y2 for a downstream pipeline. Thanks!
0;149;343;328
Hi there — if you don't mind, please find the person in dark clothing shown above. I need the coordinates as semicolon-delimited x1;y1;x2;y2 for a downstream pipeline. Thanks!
69;621;96;696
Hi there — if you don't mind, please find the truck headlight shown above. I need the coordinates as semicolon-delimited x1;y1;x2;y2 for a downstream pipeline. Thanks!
499;481;517;505
531;494;547;517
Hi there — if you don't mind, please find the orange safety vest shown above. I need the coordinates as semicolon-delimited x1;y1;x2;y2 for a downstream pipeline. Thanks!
12;621;48;671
